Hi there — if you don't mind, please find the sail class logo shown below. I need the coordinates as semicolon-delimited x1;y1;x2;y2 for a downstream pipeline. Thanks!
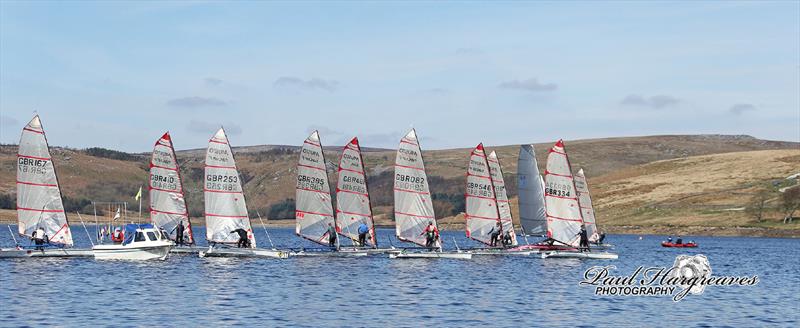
579;255;759;302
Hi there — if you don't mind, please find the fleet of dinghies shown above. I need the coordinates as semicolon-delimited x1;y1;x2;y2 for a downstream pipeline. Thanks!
1;114;616;260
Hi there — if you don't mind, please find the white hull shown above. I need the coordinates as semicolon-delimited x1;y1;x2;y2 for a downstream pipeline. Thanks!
540;251;618;260
389;251;473;259
0;248;93;258
290;250;368;257
198;247;289;259
470;249;532;256
93;243;172;260
169;246;207;254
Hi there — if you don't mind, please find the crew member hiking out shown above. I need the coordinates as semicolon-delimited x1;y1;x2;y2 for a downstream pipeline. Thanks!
357;221;369;246
577;225;590;252
419;221;439;249
230;228;249;248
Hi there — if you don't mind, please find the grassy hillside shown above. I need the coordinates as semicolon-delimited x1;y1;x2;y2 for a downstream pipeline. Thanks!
1;134;797;236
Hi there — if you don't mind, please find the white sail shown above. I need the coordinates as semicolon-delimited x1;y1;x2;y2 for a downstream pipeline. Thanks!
544;140;583;246
517;144;547;235
16;115;73;246
575;168;599;242
465;144;501;246
295;131;336;245
393;129;439;247
335;137;376;247
487;150;518;246
204;128;255;247
149;132;193;244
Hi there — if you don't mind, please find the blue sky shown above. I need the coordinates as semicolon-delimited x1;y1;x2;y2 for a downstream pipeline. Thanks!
1;1;798;152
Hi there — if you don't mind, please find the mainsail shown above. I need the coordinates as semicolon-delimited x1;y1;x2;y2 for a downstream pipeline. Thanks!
16;115;73;246
335;137;376;247
517;144;547;236
393;129;439;247
487;150;518;246
295;131;336;245
544;140;583;246
465;143;501;245
149;132;193;244
204;128;255;247
575;168;599;242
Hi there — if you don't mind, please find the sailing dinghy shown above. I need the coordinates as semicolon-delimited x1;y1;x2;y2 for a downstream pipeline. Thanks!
574;168;612;248
1;115;92;258
291;131;367;257
198;128;287;259
389;129;471;259
538;140;617;260
468;148;530;256
148;132;204;254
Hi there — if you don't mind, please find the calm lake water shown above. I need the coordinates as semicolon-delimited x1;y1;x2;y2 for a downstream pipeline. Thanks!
1;225;798;327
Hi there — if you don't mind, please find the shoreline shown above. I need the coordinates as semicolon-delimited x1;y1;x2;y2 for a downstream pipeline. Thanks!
0;217;796;238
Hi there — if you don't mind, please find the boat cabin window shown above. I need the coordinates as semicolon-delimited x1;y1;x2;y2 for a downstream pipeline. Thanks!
135;231;146;242
146;231;157;241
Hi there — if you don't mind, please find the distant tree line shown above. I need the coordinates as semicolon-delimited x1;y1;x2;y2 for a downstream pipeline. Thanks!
84;147;140;161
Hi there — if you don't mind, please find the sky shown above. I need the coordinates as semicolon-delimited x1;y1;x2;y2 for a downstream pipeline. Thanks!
1;1;798;152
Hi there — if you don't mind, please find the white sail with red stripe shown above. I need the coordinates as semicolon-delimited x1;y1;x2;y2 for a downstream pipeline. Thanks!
487;150;518;246
574;168;599;242
16;115;73;246
393;129;439;247
335;137;376;247
465;144;501;245
149;132;193;244
204;128;255;247
295;131;336;245
544;140;583;247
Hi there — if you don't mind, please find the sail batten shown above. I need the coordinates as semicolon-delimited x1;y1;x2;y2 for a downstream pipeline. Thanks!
204;128;255;247
487;150;518;246
517;145;547;235
335;137;376;247
16;115;73;246
544;140;584;246
149;132;193;244
295;131;336;246
393;129;439;247
575;168;599;242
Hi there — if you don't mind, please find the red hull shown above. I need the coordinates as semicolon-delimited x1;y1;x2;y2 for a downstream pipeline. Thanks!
661;242;698;248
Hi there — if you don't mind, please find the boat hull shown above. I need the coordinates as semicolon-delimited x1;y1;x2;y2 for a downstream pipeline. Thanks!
661;242;698;248
290;250;368;257
198;247;289;259
0;248;93;258
389;251;472;259
540;251;618;259
470;249;532;256
93;244;172;260
169;246;207;254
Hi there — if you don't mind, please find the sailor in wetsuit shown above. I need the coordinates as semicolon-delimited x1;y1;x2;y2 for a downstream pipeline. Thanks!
577;225;590;252
357;222;369;246
324;223;338;249
31;226;48;250
420;222;439;249
230;228;249;248
175;221;185;246
488;222;503;247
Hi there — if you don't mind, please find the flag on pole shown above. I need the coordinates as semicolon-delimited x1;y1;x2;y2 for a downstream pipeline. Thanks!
112;207;121;221
134;186;142;201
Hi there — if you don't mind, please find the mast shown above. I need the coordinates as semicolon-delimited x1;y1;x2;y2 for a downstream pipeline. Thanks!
543;139;584;247
16;115;73;247
487;150;518;246
335;137;377;247
393;129;439;248
204;127;255;248
295;131;336;246
149;132;194;244
464;143;502;246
